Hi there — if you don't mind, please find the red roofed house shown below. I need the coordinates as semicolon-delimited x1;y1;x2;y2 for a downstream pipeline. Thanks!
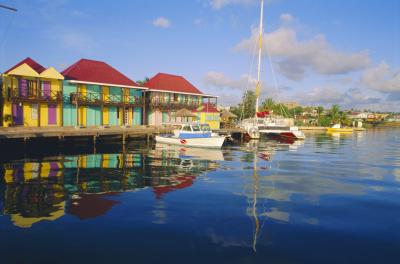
62;59;147;127
1;57;64;127
143;73;219;128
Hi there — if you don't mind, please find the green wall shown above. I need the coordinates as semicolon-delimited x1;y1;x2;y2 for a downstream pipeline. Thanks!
63;81;77;126
109;106;118;126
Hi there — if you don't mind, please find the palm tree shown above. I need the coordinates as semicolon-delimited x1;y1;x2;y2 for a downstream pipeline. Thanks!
261;98;275;111
330;104;340;124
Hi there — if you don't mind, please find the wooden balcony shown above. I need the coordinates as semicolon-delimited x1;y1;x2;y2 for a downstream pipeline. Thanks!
149;98;201;110
70;92;144;107
9;88;63;103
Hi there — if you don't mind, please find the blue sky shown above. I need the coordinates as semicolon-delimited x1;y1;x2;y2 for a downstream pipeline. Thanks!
0;0;399;111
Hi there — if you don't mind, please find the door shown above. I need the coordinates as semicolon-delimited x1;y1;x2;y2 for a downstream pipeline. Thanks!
43;81;51;99
48;105;57;125
12;103;23;125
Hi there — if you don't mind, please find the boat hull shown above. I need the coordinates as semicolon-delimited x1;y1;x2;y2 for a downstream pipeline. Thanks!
260;129;305;140
326;128;354;133
155;135;226;149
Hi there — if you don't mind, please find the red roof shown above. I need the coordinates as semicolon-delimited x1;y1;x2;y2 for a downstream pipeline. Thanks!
4;57;46;74
195;103;219;113
144;73;203;95
62;59;139;87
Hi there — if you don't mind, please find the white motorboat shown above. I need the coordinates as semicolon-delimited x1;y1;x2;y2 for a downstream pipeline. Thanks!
155;123;226;149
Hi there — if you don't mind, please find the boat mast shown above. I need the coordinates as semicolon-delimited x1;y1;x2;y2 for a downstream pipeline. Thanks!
255;0;264;118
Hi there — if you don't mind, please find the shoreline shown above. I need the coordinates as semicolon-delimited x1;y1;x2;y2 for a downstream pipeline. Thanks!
299;126;366;131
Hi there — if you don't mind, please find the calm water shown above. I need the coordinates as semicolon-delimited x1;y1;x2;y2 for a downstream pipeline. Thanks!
0;129;399;264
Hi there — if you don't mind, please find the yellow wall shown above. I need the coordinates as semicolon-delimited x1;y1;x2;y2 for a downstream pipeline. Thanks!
103;106;109;125
79;106;86;126
200;112;220;130
128;108;133;126
1;75;63;127
40;104;48;126
102;86;109;101
23;104;38;127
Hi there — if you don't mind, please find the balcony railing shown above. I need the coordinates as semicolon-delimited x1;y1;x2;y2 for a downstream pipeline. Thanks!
71;92;144;107
9;88;62;103
149;98;201;110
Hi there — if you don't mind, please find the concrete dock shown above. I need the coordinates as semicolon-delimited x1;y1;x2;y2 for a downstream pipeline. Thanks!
0;125;174;141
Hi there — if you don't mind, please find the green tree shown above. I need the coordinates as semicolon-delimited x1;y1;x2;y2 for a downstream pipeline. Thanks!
330;104;340;124
136;77;150;86
232;91;256;119
319;115;332;127
317;106;324;116
261;98;275;111
340;112;351;126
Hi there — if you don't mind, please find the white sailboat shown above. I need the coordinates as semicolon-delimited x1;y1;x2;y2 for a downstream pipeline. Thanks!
240;0;305;141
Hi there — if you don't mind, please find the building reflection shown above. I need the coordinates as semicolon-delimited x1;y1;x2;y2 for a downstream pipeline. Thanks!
1;149;220;228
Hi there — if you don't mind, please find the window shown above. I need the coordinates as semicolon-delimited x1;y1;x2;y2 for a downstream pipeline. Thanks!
192;125;201;131
174;94;179;102
28;80;37;97
31;104;38;120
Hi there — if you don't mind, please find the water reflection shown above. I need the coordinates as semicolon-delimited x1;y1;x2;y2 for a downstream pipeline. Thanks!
1;130;399;263
1;150;219;228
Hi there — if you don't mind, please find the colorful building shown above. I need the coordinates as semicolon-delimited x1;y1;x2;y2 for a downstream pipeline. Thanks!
61;59;146;127
143;73;219;128
1;58;64;127
194;103;221;130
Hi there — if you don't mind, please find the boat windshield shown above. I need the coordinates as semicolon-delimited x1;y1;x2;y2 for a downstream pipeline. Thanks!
182;125;192;131
201;124;211;131
192;125;201;131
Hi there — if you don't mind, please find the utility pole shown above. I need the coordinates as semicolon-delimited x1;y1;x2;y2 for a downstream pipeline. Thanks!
0;4;17;12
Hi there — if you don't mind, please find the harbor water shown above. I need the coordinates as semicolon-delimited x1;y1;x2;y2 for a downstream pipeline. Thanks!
0;128;399;263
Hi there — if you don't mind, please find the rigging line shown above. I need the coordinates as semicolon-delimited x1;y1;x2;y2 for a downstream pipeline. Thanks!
240;28;258;122
263;21;290;117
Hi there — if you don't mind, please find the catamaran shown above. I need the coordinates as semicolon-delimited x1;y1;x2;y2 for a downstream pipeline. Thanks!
239;0;305;141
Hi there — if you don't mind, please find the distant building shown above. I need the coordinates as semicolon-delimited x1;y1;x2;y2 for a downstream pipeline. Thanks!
282;101;299;109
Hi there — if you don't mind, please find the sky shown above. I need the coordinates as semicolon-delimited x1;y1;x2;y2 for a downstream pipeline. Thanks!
0;0;399;111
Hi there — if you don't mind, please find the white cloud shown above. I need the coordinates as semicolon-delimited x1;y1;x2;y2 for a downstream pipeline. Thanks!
204;71;257;90
280;13;294;23
210;0;256;10
295;86;382;109
153;17;171;28
361;62;400;93
234;14;371;80
203;71;286;105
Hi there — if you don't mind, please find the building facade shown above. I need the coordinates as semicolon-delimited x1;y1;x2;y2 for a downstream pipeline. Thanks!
143;73;219;128
1;58;64;127
1;59;220;129
61;59;146;127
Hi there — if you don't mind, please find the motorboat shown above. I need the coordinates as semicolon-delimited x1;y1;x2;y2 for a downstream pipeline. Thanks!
326;124;354;133
155;123;226;149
